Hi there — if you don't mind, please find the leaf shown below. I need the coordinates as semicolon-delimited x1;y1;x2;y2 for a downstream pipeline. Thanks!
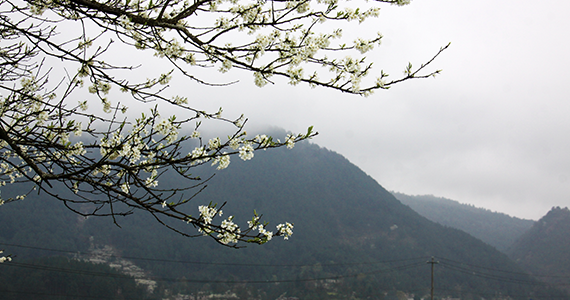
306;126;314;136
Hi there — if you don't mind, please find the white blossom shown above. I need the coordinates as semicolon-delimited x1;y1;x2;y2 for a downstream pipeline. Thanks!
145;169;158;187
37;111;49;124
354;38;374;54
198;205;222;224
277;222;294;240
191;146;206;159
286;67;304;85
154;118;172;135
253;72;268;87
88;81;111;94
238;143;254;161
155;39;184;59
172;95;188;105
158;73;172;85
234;115;245;128
219;59;232;73
217;216;241;244
248;216;260;229
208;137;221;150
211;154;230;170
74;123;83;136
102;98;112;113
120;182;130;194
255;134;271;148
227;138;239;150
257;224;273;241
0;251;11;263
285;134;296;149
395;0;411;6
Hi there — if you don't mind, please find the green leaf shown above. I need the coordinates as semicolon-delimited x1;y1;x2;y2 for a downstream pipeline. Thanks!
306;126;314;136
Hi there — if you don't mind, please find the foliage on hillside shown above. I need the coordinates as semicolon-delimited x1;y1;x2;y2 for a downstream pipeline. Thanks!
392;193;534;252
507;206;570;291
0;134;566;299
0;256;150;299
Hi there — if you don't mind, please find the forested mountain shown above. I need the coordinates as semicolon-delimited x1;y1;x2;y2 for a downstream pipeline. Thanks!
392;193;534;252
507;206;570;292
0;136;565;300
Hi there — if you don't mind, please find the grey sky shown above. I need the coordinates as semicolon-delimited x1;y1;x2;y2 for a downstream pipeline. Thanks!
163;0;570;220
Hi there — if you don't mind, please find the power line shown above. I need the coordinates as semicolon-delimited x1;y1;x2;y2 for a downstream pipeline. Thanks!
439;262;570;287
0;260;428;284
5;241;570;286
2;242;569;299
1;252;568;300
439;256;570;279
428;258;569;300
0;242;428;268
3;257;565;300
5;241;570;282
440;262;539;285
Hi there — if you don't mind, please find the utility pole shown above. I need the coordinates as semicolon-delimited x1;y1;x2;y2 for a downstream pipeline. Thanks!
427;256;439;300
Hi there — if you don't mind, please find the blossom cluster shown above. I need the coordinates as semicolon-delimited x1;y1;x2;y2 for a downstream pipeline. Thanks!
193;206;296;245
247;216;273;241
197;205;242;245
218;216;241;244
198;205;222;225
153;117;178;144
277;222;294;240
247;217;295;242
238;143;254;161
0;251;11;263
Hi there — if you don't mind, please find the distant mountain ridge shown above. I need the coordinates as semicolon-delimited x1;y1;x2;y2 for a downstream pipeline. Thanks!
392;192;534;252
0;135;565;299
507;206;570;291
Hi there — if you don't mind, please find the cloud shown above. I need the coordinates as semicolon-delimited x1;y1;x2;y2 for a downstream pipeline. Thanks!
158;0;570;220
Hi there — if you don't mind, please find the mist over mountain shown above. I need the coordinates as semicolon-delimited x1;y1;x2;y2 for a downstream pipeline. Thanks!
392;193;534;252
0;133;565;299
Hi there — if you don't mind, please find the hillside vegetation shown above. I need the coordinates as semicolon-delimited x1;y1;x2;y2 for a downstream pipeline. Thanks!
392;193;534;252
507;206;570;292
0;137;565;300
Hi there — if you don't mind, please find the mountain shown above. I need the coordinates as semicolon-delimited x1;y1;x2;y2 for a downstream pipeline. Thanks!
507;206;570;291
392;193;534;252
0;137;566;300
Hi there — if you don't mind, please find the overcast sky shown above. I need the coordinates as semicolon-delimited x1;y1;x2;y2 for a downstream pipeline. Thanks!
161;0;570;220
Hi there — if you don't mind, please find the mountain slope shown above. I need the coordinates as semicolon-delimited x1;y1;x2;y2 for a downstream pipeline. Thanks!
392;193;534;252
0;138;565;299
508;206;570;291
